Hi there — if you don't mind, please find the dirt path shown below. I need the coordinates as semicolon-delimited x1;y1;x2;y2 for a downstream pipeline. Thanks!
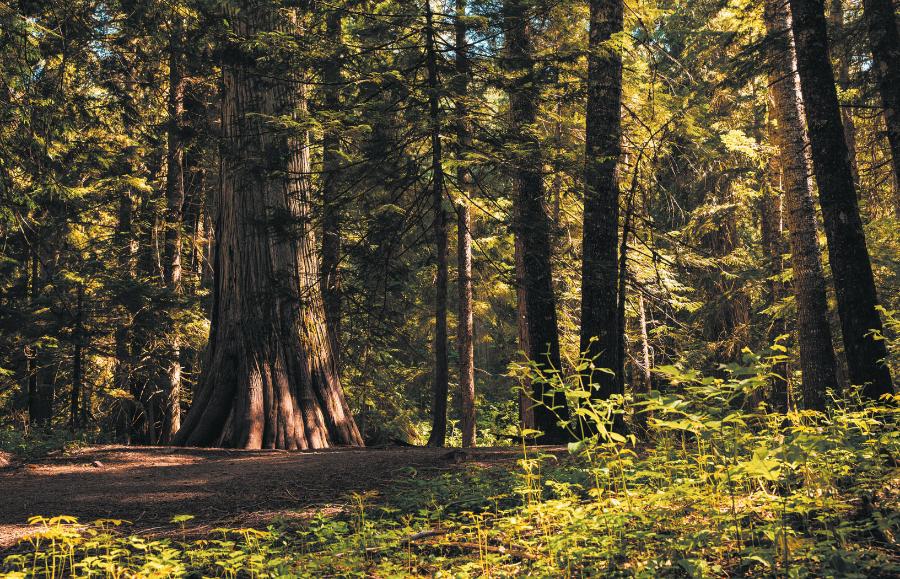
0;445;532;550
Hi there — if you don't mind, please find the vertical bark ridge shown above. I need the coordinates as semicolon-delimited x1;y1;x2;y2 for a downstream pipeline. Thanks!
174;0;362;449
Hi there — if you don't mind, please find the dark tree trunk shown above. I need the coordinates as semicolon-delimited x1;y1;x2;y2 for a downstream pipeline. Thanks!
503;0;569;443
114;186;136;440
26;252;40;425
581;0;623;401
765;0;839;411
828;0;859;185
455;0;476;448
161;16;185;443
514;236;535;430
321;6;343;361
860;0;900;188
424;0;450;447
26;250;54;427
616;190;633;399
173;1;362;449
71;283;84;429
759;133;789;412
788;0;893;397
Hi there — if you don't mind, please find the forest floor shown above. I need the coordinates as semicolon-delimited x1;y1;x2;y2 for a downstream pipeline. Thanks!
0;444;541;551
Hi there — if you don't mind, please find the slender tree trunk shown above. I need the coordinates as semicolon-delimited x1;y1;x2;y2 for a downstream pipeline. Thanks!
321;6;343;361
828;0;860;185
424;0;450;447
635;292;651;436
70;283;84;429
514;236;534;430
615;190;633;398
503;0;569;443
27;250;54;427
611;184;633;434
114;186;136;441
581;0;623;401
26;252;39;426
759;115;790;411
455;0;476;448
136;185;161;443
860;0;900;188
174;1;362;449
161;16;185;443
457;202;475;447
788;0;893;396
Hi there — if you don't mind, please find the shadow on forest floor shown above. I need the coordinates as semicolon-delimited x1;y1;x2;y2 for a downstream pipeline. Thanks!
0;444;550;551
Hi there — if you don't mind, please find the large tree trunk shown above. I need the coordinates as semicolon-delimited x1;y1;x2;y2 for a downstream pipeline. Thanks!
581;0;623;401
455;0;476;448
423;0;450;448
503;0;568;443
765;0;838;411
174;1;362;449
788;0;893;397
860;0;900;188
161;15;185;443
321;6;343;361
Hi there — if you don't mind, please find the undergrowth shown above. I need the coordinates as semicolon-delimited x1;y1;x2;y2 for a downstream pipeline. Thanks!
0;426;99;462
2;356;898;578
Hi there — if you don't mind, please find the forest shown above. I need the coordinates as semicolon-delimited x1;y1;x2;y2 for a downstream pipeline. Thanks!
0;0;898;576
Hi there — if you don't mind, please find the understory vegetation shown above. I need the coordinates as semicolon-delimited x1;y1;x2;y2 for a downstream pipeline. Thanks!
4;360;898;578
2;0;900;575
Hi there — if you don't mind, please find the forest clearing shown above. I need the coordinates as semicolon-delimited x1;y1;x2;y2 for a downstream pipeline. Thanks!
1;0;899;575
0;445;537;548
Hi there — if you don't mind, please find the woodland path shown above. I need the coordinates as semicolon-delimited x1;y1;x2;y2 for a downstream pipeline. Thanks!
0;445;536;550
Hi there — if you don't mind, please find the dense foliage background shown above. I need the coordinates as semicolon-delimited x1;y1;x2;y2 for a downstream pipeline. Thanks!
1;0;897;445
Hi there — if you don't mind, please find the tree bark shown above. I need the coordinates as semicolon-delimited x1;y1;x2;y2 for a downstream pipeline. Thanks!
788;0;893;397
174;1;362;449
635;292;652;435
455;0;476;448
113;185;136;441
759;125;789;412
503;0;569;443
26;252;40;425
828;0;859;185
514;236;534;430
581;0;623;401
321;6;343;361
161;15;185;443
70;282;84;429
424;0;450;448
860;0;900;188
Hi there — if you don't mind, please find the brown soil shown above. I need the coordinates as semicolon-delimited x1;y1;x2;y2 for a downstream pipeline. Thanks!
0;445;535;551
